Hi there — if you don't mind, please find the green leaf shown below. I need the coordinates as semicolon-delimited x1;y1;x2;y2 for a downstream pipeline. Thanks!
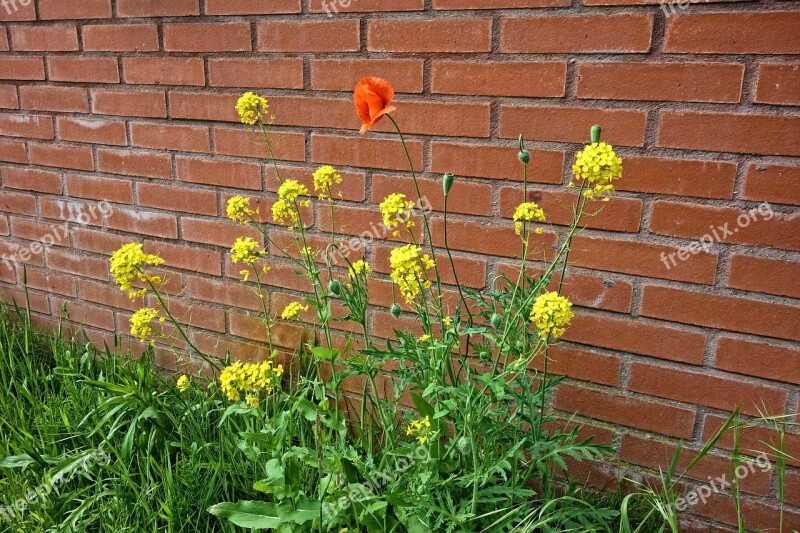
310;346;340;362
293;398;318;421
410;392;435;419
208;501;283;529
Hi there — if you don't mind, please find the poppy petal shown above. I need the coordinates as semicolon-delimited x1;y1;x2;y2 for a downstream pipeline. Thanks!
363;77;394;106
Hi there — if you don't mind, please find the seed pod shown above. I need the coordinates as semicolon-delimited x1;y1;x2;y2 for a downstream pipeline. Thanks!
490;313;503;330
390;304;402;319
590;125;601;144
442;173;455;197
328;280;341;295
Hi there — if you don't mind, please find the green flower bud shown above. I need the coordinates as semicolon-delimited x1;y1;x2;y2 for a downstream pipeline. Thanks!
442;173;455;197
390;304;402;319
518;150;530;165
590;125;601;144
328;280;341;295
490;313;502;330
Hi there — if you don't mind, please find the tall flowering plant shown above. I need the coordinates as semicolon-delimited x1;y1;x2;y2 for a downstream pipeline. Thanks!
108;79;628;531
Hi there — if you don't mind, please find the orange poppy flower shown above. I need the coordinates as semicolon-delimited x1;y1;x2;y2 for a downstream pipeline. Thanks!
354;77;396;134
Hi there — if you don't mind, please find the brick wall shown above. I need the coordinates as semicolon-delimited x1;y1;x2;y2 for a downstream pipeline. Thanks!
1;0;799;529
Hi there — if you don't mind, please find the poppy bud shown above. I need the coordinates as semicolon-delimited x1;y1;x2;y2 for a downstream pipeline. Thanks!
490;313;502;330
590;125;601;144
442;173;455;197
390;304;402;319
328;280;341;295
518;150;530;165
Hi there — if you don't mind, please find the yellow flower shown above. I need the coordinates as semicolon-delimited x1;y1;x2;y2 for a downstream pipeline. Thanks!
348;260;371;279
530;291;574;340
443;316;452;327
226;195;256;225
571;142;623;201
312;165;342;199
379;193;415;237
245;395;260;408
300;246;315;261
231;237;264;266
406;415;435;445
130;308;163;343
281;301;309;321
273;180;311;228
418;334;430;343
219;360;284;404
110;243;164;300
235;92;268;125
177;375;191;392
513;202;546;236
389;244;435;304
278;179;309;203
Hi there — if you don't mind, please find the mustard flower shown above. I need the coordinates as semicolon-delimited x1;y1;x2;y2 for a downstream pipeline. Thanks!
513;202;546;236
530;291;574;340
571;142;623;201
406;416;435;445
273;180;311;228
226;195;256;225
130;308;163;343
219;360;283;404
245;395;260;408
348;260;371;279
177;375;191;392
312;165;342;199
231;237;264;267
110;243;164;300
235;92;268;125
281;301;309;321
277;179;310;203
389;244;435;304
379;193;415;237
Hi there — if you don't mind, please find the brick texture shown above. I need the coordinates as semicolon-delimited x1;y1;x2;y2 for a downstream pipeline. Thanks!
0;2;798;527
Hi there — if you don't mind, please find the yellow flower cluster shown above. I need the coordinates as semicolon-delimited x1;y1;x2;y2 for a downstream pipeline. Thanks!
389;244;435;303
130;307;164;343
177;375;191;392
110;243;165;300
226;195;256;225
348;260;371;279
235;92;268;125
379;193;415;237
231;237;264;266
312;165;342;199
530;291;574;340
272;180;310;229
219;360;284;403
571;142;623;201
406;416;435;444
512;202;546;236
281;301;309;321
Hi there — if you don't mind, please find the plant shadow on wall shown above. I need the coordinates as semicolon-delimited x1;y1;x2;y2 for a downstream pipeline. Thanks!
1;78;795;532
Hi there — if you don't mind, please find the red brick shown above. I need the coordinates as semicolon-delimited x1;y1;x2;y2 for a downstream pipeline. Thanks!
0;113;53;139
310;59;424;93
755;63;800;106
372;173;492;216
40;198;106;226
20;268;76;297
0;140;27;163
569;235;718;285
0;57;45;80
46;248;108;280
65;174;133;204
92;89;167;118
207;0;301;14
703;414;800;468
310;0;423;12
131;123;209;153
20;86;89;113
630;362;788;417
435;0;568;6
641;285;800;342
0;28;6;52
79;279;139;312
258;20;360;52
312;134;423;172
54;298;115;331
169;92;238;122
373;243;486;289
431;142;564;184
500;14;653;53
0;0;35;20
82;24;159;51
1;167;61;193
555;383;696;438
136;183;217;216
58;117;127;145
528;344;621;386
72;227;130;255
658;111;800;156
10;218;69;247
48;56;119;83
649;200;800;252
38;0;111;19
97;149;172;179
123;58;206;86
500;105;647;147
214;128;305;162
664;12;800;55
728;254;800;299
29;143;94;171
0;237;44;268
432;61;566;97
0;287;49;314
715;336;800;385
187;276;260;310
577;62;743;103
117;0;200;17
182;217;262;248
208;58;303;89
742;163;800;205
0;84;17;109
430;217;556;259
106;208;178;239
0;191;36;216
10;25;79;51
499;187;642;232
368;18;492;53
164;23;252;52
617;156;736;200
147;297;226;333
176;157;262;190
266;166;365;202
